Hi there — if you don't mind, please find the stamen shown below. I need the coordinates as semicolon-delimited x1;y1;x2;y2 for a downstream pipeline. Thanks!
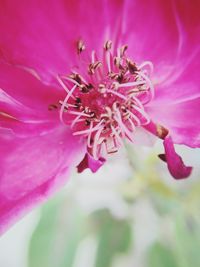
136;71;154;100
57;75;72;95
117;80;145;88
132;105;150;125
87;121;94;148
114;108;134;142
59;85;77;123
105;106;113;118
73;120;104;136
128;117;136;131
127;110;141;126
106;138;119;154
63;76;82;87
77;40;85;54
139;61;154;74
114;57;121;67
130;96;145;110
48;104;58;111
106;89;128;101
59;101;76;108
91;50;96;63
127;59;138;74
120;45;128;57
104;40;112;50
92;126;104;159
88;61;102;75
111;125;123;146
105;50;112;73
101;140;108;157
68;111;91;117
56;40;154;159
71;110;86;128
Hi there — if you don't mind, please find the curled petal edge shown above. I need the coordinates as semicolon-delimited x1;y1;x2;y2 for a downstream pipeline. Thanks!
144;121;192;179
159;135;192;179
77;152;105;173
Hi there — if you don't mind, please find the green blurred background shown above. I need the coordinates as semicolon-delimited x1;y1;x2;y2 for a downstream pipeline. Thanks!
1;144;200;267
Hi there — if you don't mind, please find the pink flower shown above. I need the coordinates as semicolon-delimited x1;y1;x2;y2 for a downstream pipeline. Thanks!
0;0;199;234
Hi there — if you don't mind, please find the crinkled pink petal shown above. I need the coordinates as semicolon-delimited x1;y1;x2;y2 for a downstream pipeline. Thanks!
0;126;85;235
77;152;105;173
0;0;123;83
144;122;193;179
159;135;192;179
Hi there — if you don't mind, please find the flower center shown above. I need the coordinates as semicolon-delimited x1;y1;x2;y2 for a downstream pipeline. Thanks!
55;40;154;159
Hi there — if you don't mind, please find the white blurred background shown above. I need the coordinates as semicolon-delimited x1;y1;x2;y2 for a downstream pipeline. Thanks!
1;143;200;267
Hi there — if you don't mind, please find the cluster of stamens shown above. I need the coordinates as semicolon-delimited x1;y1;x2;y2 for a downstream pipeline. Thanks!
52;40;154;159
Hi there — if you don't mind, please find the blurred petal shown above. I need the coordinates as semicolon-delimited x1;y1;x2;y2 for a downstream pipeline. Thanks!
0;126;84;235
0;0;123;82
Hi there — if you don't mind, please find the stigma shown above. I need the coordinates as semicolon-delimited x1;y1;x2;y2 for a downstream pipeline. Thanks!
55;40;154;159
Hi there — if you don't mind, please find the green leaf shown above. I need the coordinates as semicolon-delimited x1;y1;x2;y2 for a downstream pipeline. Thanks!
174;215;200;267
92;209;132;267
28;193;87;267
147;242;178;267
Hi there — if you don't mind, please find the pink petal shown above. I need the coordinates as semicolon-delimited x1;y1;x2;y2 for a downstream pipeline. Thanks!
0;61;64;118
121;0;200;80
0;114;59;138
147;97;200;148
0;126;85;235
150;70;200;106
0;0;123;83
77;152;105;173
0;61;64;136
147;39;200;105
1;0;199;85
159;135;192;179
145;1;200;148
